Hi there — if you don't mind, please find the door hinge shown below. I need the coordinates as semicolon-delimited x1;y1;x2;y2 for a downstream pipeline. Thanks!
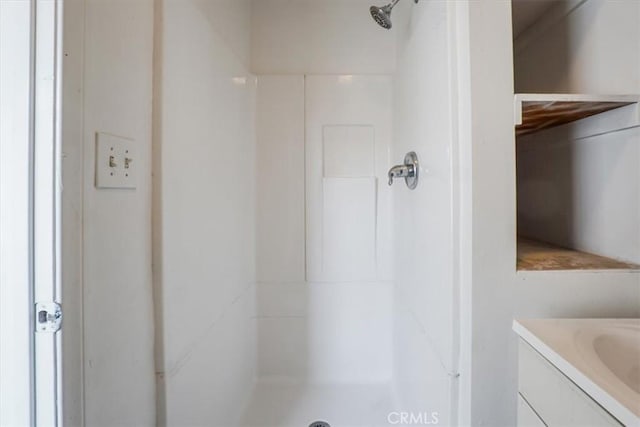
35;302;62;333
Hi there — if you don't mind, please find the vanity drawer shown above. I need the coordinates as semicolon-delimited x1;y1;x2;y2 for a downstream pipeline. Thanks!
518;340;622;427
518;394;545;427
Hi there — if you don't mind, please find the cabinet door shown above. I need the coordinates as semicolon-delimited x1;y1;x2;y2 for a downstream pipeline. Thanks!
0;1;34;424
518;394;546;427
518;340;622;427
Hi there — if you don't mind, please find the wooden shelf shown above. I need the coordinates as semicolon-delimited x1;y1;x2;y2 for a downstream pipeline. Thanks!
517;237;640;271
514;94;639;136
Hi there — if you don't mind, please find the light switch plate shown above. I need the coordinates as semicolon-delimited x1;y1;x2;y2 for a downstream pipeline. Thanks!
95;132;137;189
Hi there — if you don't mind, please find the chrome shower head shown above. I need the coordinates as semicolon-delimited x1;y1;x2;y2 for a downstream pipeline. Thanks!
369;1;396;29
370;0;418;30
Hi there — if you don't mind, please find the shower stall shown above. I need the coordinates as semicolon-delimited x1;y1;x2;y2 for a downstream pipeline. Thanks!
151;0;460;426
55;0;463;425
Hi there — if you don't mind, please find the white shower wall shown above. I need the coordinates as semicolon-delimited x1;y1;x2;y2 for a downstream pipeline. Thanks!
250;0;398;74
153;0;257;425
255;76;306;285
255;75;394;384
391;2;459;423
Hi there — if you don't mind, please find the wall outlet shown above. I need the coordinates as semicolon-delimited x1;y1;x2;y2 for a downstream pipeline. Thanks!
95;132;137;189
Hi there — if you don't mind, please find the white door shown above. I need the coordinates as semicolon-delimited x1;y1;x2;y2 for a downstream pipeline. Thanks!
0;0;36;422
0;0;63;425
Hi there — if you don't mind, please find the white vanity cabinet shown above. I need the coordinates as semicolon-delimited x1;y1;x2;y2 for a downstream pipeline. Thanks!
517;340;623;427
517;393;545;427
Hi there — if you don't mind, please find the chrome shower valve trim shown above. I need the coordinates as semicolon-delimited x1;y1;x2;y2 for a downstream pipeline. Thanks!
388;152;419;190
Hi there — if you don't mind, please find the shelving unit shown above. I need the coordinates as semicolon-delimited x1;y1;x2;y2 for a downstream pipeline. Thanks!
514;93;640;272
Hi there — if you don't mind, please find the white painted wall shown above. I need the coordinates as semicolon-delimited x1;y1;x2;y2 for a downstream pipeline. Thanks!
455;2;519;424
391;1;459;423
455;0;640;425
153;0;257;425
61;0;86;423
61;0;157;425
514;0;640;94
250;0;398;75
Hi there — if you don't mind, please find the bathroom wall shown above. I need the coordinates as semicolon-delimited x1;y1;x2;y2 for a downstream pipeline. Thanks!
456;0;640;425
391;1;459;423
514;0;640;94
61;0;157;425
514;0;640;263
153;0;257;425
250;0;398;75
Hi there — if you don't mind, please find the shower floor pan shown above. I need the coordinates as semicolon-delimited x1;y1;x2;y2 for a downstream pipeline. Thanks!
239;380;396;427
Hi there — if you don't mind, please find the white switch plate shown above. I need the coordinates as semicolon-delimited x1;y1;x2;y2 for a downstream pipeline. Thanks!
95;132;137;189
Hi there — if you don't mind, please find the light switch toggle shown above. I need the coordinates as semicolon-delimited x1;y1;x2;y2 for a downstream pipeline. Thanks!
95;132;137;189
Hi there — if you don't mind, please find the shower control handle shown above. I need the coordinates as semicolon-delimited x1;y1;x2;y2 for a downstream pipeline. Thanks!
388;152;419;190
388;164;413;185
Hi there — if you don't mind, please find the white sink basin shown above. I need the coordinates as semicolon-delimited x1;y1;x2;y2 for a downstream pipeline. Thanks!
587;324;640;393
514;319;640;426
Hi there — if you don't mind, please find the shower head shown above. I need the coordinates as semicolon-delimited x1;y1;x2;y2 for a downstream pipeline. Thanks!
370;0;418;30
369;0;398;29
